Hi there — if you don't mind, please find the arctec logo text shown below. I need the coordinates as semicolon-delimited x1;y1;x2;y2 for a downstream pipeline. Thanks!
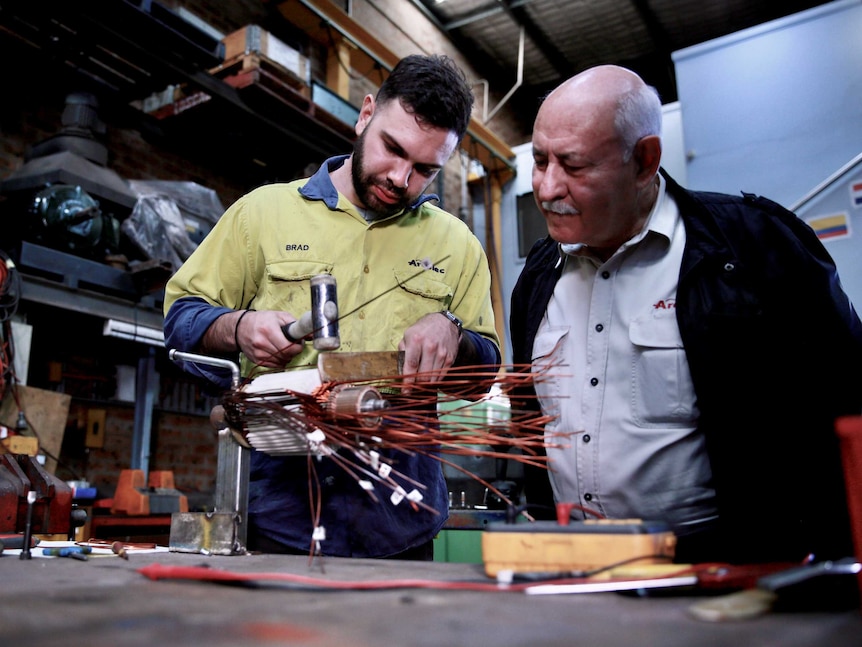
409;258;445;274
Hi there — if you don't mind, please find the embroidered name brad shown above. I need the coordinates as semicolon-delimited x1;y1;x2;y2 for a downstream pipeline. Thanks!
285;244;310;251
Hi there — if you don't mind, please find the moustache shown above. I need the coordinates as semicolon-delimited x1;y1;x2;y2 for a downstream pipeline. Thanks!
383;179;407;197
541;200;579;216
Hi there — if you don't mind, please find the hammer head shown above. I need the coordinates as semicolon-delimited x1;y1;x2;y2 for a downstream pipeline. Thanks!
310;274;340;351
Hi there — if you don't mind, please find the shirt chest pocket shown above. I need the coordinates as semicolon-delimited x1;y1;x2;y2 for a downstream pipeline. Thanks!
258;260;333;313
628;314;698;427
390;268;454;320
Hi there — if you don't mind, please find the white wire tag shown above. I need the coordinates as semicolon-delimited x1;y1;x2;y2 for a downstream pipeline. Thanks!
390;486;406;506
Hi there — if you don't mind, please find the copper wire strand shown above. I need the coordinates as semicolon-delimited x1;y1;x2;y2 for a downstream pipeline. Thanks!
317;444;435;512
306;452;322;562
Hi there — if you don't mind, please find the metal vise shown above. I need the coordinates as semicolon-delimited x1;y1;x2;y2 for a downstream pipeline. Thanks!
0;452;79;538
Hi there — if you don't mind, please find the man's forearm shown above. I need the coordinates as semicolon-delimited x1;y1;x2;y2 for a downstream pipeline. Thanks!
200;310;246;354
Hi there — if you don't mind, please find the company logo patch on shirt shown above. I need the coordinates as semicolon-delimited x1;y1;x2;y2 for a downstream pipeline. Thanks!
806;213;850;241
409;258;445;274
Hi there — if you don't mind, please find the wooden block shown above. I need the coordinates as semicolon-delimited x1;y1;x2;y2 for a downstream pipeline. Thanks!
0;436;39;455
481;520;677;577
0;385;71;474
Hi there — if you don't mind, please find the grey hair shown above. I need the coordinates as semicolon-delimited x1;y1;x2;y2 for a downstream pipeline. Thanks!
616;83;662;162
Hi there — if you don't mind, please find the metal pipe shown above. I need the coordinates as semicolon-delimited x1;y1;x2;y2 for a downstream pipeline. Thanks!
168;349;241;390
486;28;525;123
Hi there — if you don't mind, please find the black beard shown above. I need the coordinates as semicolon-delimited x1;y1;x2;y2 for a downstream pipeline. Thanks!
351;131;409;218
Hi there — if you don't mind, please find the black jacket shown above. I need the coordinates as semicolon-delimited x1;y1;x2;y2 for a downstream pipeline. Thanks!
510;170;862;563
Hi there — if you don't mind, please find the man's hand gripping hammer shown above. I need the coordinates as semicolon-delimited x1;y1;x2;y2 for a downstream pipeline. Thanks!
282;274;340;350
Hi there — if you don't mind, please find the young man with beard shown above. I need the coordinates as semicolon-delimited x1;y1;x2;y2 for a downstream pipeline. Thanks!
163;54;500;559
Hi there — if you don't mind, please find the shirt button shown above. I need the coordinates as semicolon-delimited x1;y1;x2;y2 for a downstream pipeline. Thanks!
601;271;610;279
582;434;591;443
590;377;599;386
364;265;370;274
584;493;593;501
595;323;603;332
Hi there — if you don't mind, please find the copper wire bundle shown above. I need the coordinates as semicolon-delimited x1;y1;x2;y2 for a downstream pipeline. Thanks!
219;361;571;514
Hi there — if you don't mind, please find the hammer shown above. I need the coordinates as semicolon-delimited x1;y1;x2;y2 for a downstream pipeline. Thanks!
282;274;340;350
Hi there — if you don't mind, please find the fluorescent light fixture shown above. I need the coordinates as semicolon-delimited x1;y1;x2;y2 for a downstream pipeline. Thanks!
103;319;165;346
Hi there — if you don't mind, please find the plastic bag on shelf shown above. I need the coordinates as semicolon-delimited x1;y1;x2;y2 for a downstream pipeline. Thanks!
123;180;225;271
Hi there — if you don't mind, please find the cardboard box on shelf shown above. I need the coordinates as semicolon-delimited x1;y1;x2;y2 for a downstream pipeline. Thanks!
219;25;310;85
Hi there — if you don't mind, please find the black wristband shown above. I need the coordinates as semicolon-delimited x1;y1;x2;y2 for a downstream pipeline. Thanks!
440;309;463;339
234;309;254;352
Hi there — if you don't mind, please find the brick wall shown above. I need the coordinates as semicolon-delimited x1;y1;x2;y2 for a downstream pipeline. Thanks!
59;402;218;502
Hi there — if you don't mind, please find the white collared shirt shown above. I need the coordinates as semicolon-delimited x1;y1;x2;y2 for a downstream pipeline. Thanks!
532;175;717;533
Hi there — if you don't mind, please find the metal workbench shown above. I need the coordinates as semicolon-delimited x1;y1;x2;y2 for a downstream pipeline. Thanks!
2;549;860;647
